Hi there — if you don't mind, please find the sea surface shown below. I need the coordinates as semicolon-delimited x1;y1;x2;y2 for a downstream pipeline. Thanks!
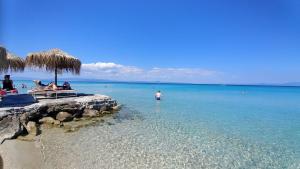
15;80;300;168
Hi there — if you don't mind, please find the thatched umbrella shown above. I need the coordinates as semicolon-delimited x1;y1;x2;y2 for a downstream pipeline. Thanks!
0;46;7;61
0;47;25;73
26;48;81;85
6;53;25;72
0;47;8;71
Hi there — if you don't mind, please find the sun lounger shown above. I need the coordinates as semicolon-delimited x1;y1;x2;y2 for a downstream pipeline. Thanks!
28;89;77;99
29;80;77;99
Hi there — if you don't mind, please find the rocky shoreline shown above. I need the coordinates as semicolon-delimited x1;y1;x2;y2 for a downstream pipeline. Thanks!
0;95;120;144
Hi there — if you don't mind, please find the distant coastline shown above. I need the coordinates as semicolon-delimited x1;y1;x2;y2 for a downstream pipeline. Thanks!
12;78;300;88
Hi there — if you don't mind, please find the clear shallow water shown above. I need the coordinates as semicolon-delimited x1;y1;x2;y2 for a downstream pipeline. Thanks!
15;81;300;168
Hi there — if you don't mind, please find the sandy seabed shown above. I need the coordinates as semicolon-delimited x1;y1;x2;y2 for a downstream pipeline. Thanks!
0;139;43;169
0;108;299;169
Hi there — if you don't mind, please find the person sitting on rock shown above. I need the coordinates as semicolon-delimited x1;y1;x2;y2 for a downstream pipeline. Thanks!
2;75;14;91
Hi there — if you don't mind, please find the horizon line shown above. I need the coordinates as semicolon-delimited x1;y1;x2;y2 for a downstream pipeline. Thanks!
12;78;300;88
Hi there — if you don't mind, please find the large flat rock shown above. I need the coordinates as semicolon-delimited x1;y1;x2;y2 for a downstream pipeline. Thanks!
0;95;118;144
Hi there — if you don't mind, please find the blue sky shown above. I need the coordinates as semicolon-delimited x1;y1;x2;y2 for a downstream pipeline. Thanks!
1;0;300;84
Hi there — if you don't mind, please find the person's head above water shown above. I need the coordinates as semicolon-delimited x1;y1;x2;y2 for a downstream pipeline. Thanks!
157;90;160;93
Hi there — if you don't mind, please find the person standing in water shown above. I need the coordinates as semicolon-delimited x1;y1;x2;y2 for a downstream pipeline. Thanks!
155;90;162;100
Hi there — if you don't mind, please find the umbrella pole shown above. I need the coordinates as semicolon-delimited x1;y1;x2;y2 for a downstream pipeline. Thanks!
55;68;57;85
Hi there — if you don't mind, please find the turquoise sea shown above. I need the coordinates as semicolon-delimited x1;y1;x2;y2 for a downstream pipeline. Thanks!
16;80;300;168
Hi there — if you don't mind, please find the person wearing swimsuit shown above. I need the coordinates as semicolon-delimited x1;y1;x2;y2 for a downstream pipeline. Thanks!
155;91;162;100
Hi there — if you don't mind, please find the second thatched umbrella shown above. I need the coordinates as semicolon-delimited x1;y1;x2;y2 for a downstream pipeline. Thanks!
0;46;25;73
26;48;81;85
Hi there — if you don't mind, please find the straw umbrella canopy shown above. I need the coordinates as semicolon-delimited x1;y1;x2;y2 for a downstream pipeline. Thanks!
0;47;8;71
0;46;25;73
26;48;81;85
6;53;26;72
0;46;7;62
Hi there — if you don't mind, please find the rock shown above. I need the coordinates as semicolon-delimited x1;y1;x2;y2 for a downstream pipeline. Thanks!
63;117;106;132
100;105;107;112
108;100;117;106
56;112;73;122
0;95;118;142
39;117;55;124
53;120;61;126
39;117;61;127
0;114;24;144
102;111;111;114
25;121;37;136
73;117;81;121
82;109;99;118
112;105;121;111
20;113;29;126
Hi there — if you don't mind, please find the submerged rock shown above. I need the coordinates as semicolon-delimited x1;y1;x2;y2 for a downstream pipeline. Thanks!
112;105;122;111
73;117;81;121
39;117;56;124
39;117;61;127
62;117;106;132
56;112;73;122
53;120;61;126
18;121;38;141
101;111;111;114
63;124;78;133
25;121;37;136
82;109;99;118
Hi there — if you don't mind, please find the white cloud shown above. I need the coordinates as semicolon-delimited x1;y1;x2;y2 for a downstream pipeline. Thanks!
83;62;122;70
82;62;143;75
81;62;222;83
